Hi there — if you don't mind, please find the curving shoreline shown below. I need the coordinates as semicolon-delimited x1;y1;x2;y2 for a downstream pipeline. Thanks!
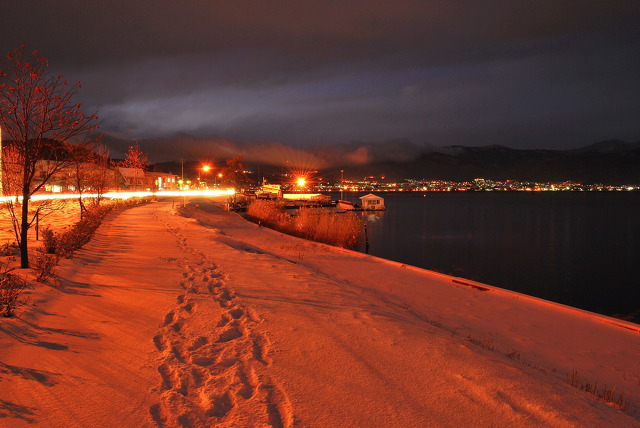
0;197;638;426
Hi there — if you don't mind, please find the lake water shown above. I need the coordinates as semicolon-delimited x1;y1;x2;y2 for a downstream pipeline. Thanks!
334;192;640;321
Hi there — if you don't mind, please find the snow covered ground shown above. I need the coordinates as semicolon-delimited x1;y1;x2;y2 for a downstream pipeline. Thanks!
0;196;638;427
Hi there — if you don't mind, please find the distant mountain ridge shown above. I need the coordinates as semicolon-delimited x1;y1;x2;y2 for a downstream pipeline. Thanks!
331;140;640;184
150;140;640;185
568;140;640;154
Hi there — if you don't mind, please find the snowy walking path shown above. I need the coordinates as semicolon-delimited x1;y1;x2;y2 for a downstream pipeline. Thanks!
0;198;638;427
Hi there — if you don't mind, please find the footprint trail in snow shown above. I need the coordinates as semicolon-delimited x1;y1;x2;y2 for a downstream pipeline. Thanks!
149;212;294;427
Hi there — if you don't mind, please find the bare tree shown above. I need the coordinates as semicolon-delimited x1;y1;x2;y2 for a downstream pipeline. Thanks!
84;144;114;206
221;156;250;191
0;46;99;268
69;143;109;220
1;136;69;253
120;143;149;190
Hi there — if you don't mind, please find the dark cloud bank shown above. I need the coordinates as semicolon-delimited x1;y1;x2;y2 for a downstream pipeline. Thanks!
108;134;640;186
2;1;640;163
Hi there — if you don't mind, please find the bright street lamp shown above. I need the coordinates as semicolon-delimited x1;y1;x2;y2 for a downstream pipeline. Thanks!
199;165;212;188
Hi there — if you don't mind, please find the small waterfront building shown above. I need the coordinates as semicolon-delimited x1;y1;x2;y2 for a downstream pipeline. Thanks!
359;193;385;210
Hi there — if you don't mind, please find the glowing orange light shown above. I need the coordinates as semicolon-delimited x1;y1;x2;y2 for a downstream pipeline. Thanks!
296;177;307;187
202;165;211;172
0;188;236;203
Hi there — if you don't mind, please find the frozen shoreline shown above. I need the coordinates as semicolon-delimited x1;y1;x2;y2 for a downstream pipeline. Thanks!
1;197;638;426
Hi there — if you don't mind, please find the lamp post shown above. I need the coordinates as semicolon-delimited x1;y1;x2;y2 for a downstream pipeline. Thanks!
199;165;211;188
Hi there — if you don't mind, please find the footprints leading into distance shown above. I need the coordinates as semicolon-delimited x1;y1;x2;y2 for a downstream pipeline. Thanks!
149;211;292;426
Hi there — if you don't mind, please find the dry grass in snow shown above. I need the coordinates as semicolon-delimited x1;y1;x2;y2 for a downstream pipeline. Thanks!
246;199;362;249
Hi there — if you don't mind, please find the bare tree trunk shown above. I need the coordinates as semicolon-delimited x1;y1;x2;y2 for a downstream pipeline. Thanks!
78;195;86;220
19;160;31;268
77;162;86;221
20;193;30;269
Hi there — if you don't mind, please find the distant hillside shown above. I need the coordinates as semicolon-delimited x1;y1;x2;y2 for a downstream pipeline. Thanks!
330;140;640;184
150;140;640;185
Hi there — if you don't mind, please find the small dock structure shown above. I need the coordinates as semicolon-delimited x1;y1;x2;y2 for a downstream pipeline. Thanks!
336;200;358;211
359;193;385;211
255;184;282;200
282;193;332;208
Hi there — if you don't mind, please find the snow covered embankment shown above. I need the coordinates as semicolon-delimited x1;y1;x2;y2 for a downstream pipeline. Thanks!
0;198;638;427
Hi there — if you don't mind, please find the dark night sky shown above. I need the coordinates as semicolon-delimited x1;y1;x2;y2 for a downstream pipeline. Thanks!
2;1;640;164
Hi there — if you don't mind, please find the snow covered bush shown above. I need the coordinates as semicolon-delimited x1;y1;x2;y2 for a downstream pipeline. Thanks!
0;242;19;257
0;265;27;317
41;227;58;254
33;251;58;283
55;205;111;258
